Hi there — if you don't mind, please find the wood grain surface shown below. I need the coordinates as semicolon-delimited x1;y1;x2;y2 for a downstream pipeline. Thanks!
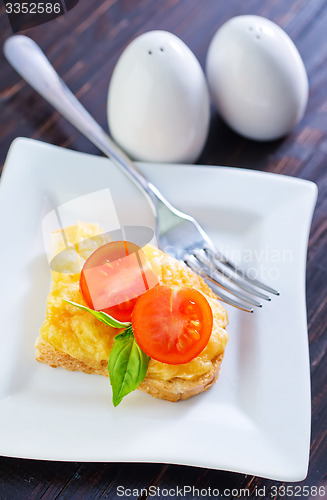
0;0;326;499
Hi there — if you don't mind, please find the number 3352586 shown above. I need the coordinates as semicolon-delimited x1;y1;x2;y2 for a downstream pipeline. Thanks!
5;3;62;14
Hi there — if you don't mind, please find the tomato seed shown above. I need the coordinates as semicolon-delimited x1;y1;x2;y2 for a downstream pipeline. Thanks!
188;329;201;341
176;338;185;351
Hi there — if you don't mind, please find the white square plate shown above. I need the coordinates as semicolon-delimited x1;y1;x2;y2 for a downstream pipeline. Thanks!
0;138;317;481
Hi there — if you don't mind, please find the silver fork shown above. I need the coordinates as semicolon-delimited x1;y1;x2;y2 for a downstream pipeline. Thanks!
4;35;279;312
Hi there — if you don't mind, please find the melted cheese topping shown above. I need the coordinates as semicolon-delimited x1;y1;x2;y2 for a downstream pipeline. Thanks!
40;223;229;380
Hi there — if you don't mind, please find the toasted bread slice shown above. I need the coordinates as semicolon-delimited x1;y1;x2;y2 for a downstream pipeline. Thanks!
37;223;229;402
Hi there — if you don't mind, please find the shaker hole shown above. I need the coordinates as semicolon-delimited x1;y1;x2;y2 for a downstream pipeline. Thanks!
148;50;152;55
160;47;164;52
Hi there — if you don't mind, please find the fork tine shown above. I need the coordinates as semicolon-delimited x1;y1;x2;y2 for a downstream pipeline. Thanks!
205;247;280;296
210;290;254;313
195;249;271;301
186;258;254;312
190;251;263;306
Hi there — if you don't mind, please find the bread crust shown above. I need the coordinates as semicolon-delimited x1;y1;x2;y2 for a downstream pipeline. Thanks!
35;336;108;376
35;335;224;402
138;353;224;402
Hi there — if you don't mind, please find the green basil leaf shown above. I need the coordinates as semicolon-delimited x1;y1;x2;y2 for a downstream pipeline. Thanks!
63;299;131;329
108;327;149;406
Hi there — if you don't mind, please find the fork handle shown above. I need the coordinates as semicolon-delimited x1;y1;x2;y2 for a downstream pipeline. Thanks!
4;35;160;208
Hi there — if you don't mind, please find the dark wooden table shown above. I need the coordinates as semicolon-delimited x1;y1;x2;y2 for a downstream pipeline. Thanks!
0;1;326;499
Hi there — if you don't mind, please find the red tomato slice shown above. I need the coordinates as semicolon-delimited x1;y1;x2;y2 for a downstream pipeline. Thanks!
132;285;213;364
80;241;158;322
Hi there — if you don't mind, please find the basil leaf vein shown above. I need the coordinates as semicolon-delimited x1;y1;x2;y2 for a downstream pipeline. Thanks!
108;328;149;407
63;299;131;329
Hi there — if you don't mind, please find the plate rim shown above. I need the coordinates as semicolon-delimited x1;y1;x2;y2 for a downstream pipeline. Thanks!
0;137;317;481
